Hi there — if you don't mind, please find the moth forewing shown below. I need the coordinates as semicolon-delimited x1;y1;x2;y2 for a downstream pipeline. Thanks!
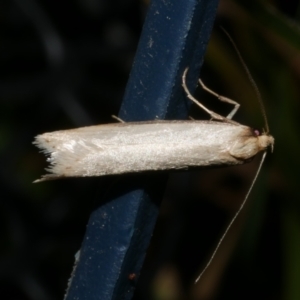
33;121;272;182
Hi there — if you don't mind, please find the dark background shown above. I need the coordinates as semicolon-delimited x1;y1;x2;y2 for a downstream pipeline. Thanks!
1;0;300;299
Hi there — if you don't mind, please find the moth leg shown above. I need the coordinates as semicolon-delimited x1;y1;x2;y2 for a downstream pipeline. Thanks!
182;68;239;125
198;79;240;120
111;115;125;123
182;68;237;124
182;69;223;121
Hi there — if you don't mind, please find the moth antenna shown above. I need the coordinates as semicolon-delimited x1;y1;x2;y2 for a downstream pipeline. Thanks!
220;27;269;134
195;151;267;283
111;115;125;123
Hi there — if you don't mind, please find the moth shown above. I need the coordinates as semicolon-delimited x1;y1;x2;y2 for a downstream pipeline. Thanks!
33;69;274;183
34;66;274;283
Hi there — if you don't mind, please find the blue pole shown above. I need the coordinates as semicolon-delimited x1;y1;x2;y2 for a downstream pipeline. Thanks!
65;0;220;299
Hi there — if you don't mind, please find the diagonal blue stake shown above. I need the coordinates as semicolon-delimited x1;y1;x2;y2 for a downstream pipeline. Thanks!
65;0;220;299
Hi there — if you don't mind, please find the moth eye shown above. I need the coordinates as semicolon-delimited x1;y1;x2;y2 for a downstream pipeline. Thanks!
254;129;260;136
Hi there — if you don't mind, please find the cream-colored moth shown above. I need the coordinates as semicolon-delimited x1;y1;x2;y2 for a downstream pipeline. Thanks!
33;68;273;182
34;63;274;283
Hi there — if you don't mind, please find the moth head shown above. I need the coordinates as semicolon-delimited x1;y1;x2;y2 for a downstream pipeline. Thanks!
255;130;274;153
230;128;274;160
